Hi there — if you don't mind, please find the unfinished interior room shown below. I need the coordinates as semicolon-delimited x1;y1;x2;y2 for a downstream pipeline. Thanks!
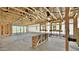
0;7;79;51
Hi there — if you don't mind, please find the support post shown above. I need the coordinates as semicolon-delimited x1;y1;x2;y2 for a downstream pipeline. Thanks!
65;7;70;51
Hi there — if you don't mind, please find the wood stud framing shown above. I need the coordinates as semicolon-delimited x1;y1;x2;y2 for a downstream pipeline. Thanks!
32;33;48;48
0;23;12;36
0;7;79;50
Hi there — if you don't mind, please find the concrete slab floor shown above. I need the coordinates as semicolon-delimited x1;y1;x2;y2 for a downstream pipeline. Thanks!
0;32;79;51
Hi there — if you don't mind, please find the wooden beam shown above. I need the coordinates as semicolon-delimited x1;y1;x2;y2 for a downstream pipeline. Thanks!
56;7;63;19
0;8;23;24
31;7;47;20
65;7;70;51
11;7;37;20
25;7;35;13
30;7;37;11
0;8;25;17
44;7;57;20
14;8;48;23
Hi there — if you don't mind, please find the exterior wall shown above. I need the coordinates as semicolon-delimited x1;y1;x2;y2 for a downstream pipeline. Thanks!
12;17;79;35
46;19;74;35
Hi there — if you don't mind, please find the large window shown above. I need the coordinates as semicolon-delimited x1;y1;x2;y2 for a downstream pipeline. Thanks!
12;26;27;33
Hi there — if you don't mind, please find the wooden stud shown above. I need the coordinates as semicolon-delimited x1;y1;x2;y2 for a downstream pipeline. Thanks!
23;26;25;33
0;24;3;36
0;23;12;36
77;28;79;46
9;24;12;36
3;24;6;36
1;24;3;36
59;20;62;36
26;26;27;32
45;23;47;32
50;22;52;32
40;24;41;31
16;26;17;34
73;13;78;46
26;26;28;32
5;24;8;36
65;7;70;51
53;21;57;31
20;26;21;33
73;13;78;38
32;33;48;48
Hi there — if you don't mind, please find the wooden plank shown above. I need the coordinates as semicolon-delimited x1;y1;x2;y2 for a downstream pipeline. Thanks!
65;7;70;51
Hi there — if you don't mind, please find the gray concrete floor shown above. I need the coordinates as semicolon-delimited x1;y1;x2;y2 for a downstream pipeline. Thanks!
0;32;79;51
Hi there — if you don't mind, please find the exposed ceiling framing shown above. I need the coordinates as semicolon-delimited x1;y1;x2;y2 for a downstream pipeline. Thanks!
0;7;79;26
